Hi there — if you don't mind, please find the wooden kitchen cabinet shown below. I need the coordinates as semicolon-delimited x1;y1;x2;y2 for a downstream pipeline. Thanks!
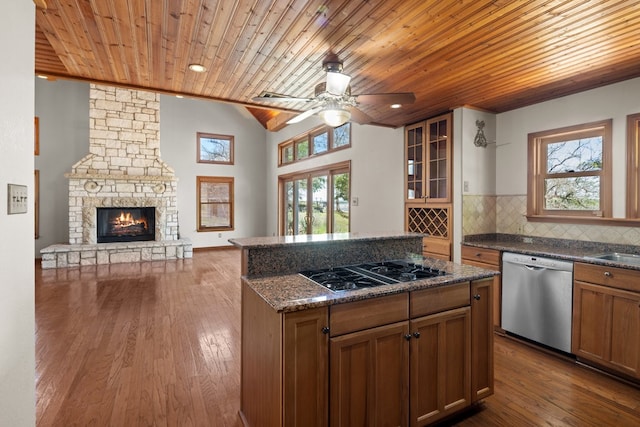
470;278;494;402
284;308;329;427
242;278;494;427
329;293;409;426
241;283;329;427
461;245;502;330
405;113;453;260
330;321;410;427
572;262;640;380
410;306;471;426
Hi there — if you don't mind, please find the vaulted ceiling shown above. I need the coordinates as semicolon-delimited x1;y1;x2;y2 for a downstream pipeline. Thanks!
34;0;640;130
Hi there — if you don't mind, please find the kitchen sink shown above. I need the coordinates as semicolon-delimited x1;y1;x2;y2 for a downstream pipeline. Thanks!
586;252;640;266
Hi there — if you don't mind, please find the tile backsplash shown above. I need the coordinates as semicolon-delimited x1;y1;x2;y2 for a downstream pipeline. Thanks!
463;194;640;245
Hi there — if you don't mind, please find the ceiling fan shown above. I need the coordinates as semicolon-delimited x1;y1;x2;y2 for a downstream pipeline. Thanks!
252;55;416;127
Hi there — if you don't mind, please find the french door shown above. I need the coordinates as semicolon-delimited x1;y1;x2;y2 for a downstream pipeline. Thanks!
280;162;350;236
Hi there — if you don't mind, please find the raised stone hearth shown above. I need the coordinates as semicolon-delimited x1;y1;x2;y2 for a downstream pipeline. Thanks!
40;84;192;268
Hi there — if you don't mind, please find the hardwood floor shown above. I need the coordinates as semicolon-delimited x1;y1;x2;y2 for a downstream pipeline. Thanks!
35;249;640;426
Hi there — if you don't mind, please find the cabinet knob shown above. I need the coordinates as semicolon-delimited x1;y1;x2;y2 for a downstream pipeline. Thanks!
321;326;330;334
604;271;612;278
475;253;481;257
404;334;412;341
474;294;481;300
413;331;421;339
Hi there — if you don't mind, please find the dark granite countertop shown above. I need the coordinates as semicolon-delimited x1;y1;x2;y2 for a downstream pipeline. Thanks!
463;234;640;271
243;257;499;313
229;231;424;249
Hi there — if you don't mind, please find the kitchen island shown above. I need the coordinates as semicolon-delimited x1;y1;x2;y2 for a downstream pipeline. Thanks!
230;232;499;427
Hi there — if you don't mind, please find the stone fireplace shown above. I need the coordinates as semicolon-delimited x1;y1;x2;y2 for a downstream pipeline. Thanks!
40;85;192;268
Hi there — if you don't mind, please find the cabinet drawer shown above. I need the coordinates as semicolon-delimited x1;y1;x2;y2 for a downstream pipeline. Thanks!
330;293;409;337
574;262;640;293
461;246;500;266
410;282;470;318
423;237;451;256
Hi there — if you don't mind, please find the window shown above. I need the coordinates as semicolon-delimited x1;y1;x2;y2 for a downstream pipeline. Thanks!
279;123;351;165
197;133;234;164
312;130;329;154
527;120;612;220
197;176;234;231
279;161;350;235
333;123;350;148
295;137;309;160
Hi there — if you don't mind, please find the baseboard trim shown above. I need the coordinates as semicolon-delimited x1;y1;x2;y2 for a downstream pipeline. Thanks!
193;245;238;252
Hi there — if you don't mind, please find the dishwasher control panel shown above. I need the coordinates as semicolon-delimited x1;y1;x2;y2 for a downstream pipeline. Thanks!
502;252;573;271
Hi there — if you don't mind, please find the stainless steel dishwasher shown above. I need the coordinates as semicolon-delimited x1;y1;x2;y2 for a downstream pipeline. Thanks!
501;252;574;353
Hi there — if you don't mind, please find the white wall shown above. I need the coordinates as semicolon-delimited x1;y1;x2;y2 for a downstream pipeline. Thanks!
459;108;496;196
35;79;89;253
0;2;36;425
497;77;640;217
160;96;268;245
265;119;405;236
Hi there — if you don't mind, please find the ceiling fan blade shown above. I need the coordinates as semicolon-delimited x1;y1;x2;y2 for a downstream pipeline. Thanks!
326;72;351;96
349;107;375;125
252;93;313;103
354;92;416;105
286;106;323;124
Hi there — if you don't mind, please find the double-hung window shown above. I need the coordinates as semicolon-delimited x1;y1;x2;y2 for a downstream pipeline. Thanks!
527;120;612;219
197;176;234;231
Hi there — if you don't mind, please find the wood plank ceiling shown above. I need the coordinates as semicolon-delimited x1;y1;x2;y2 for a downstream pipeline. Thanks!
34;0;640;130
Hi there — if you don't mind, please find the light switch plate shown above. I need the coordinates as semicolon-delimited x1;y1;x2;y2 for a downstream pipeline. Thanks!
7;184;28;214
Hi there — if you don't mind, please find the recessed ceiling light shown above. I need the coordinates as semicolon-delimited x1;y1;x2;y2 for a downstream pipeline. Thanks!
188;64;206;73
37;74;49;79
175;95;184;99
390;104;402;109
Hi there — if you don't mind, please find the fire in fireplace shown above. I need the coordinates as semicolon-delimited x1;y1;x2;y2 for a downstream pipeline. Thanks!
96;207;156;243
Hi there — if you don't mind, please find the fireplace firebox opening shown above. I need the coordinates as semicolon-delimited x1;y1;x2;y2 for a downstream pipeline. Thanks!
96;207;156;243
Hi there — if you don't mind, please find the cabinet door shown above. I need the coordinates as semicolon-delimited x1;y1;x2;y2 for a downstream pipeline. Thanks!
471;278;494;402
330;322;409;427
410;306;471;426
406;122;425;202
284;307;329;427
425;114;452;203
573;281;640;378
460;246;501;330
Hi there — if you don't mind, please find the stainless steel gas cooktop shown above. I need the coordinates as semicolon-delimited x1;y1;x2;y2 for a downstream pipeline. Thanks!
300;260;448;292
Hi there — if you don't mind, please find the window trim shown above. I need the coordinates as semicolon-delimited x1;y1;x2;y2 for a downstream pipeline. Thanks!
196;176;234;232
527;119;612;221
627;113;640;218
278;123;351;166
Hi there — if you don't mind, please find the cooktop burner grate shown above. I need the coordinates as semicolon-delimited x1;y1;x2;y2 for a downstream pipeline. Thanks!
300;260;448;292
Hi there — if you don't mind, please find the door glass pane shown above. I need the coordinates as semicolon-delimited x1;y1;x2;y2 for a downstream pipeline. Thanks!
295;179;308;234
284;181;294;235
333;172;349;233
311;175;328;234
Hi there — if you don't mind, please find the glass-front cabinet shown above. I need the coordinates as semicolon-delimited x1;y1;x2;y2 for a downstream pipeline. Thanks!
405;112;453;260
405;113;452;204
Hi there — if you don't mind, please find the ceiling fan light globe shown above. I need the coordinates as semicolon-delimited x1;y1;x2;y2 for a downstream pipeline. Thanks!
326;72;352;95
320;108;351;127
